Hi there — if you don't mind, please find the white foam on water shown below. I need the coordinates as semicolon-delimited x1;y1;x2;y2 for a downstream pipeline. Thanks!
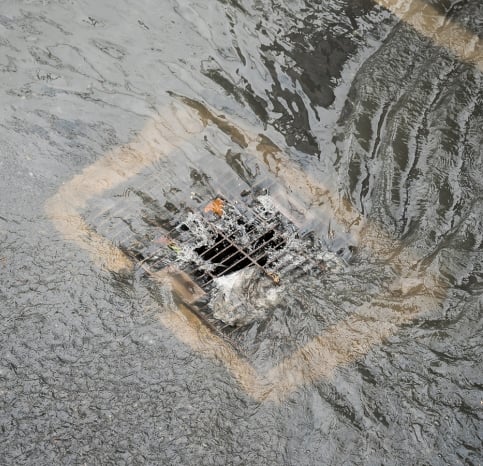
210;267;285;326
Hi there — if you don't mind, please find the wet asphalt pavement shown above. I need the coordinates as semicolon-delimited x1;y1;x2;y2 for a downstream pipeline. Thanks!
0;0;482;464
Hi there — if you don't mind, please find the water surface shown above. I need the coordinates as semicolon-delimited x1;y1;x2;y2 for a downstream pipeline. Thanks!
0;0;482;464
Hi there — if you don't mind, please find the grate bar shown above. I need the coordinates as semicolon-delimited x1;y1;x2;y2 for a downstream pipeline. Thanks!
198;236;228;259
199;221;280;264
216;238;284;278
206;223;273;279
194;228;287;286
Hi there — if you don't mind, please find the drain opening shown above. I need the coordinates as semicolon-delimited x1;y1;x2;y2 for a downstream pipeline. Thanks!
121;192;337;333
193;221;286;279
134;195;296;286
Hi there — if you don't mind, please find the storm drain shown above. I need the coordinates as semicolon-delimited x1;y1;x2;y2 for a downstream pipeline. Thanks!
122;192;330;332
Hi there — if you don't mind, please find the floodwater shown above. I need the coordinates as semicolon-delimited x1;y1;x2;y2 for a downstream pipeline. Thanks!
1;0;482;464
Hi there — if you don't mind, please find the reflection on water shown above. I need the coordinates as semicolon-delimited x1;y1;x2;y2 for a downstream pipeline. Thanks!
1;0;482;464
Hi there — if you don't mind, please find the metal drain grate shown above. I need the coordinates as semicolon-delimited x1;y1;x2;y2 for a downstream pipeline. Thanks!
120;192;328;332
135;197;290;278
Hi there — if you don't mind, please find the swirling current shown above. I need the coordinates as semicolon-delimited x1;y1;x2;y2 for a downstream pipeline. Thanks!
0;0;482;464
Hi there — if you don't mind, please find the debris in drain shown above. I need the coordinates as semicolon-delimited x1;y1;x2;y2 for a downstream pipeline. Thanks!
125;192;344;329
204;197;225;217
210;267;282;326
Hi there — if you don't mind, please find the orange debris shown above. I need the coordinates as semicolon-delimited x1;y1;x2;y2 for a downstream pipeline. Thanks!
204;197;225;217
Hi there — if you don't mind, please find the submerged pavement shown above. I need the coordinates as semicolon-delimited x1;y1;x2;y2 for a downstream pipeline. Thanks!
1;0;482;464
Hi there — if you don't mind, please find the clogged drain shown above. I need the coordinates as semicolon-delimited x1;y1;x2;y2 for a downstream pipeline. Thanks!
126;193;342;329
193;198;286;281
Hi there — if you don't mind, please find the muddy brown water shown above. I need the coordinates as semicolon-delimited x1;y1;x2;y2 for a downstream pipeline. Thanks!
0;0;482;464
